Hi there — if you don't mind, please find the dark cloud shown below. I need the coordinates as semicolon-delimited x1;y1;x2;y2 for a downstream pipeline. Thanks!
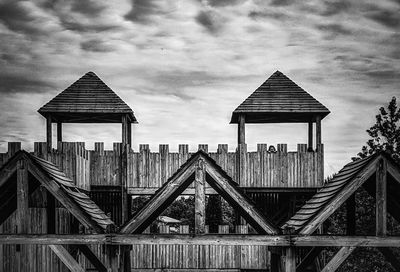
195;10;223;33
321;1;351;16
367;10;400;28
203;0;246;7
364;69;400;81
0;1;45;35
39;0;118;32
80;39;115;53
124;0;159;23
71;0;107;15
317;23;352;39
269;0;294;7
248;10;289;20
61;20;118;32
0;74;55;94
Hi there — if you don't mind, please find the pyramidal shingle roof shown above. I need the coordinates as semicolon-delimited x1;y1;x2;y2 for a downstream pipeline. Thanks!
38;71;137;123
230;71;330;123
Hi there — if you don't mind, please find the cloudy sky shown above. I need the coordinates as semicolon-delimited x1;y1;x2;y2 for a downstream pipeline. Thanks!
0;0;399;176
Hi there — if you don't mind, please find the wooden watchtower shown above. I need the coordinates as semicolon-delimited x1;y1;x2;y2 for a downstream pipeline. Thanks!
38;71;137;149
231;71;330;224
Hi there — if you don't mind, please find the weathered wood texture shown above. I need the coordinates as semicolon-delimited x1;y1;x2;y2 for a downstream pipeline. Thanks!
0;142;324;189
0;208;73;272
28;142;91;190
128;225;268;270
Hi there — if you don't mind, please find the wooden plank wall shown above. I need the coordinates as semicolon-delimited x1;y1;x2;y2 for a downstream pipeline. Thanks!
0;208;72;272
0;142;323;189
79;225;268;271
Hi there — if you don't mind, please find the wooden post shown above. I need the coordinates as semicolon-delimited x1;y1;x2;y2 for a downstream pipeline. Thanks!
57;122;62;143
107;245;119;272
121;144;129;224
308;121;313;151
238;114;246;145
285;247;296;272
346;194;356;235
17;159;29;272
17;159;29;234
122;114;128;146
127;121;132;146
376;158;387;236
46;116;52;151
195;158;206;234
316;115;321;150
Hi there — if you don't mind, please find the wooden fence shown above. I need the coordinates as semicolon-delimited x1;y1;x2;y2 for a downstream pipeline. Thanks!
0;142;324;190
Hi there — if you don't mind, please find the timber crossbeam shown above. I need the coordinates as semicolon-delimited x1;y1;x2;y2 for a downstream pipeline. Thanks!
1;234;400;247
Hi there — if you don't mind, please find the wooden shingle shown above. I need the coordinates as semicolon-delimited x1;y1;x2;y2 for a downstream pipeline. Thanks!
231;71;330;123
38;71;137;123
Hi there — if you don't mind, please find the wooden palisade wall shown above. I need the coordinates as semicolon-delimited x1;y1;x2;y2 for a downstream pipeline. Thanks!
0;141;324;190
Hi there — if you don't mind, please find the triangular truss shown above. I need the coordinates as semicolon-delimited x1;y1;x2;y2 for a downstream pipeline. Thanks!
0;150;115;233
120;150;278;234
284;152;400;272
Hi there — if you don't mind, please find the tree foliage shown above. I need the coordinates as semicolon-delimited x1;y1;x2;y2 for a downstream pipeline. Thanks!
356;96;400;164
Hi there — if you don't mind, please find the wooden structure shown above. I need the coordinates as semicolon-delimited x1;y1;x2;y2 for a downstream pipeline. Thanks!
2;71;400;272
38;72;137;149
231;71;330;150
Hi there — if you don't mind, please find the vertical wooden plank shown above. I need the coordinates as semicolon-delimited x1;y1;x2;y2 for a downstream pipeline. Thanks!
237;144;247;186
179;144;189;165
16;159;28;272
160;144;169;186
46;116;52;151
195;158;206;234
278;144;288;187
198;144;208;153
376;158;387;236
122;114;129;146
238;114;246;145
258;144;267;187
121;144;129;224
285;247;296;272
316;115;322;150
308;121;313;151
127;121;132;146
17;159;29;234
8;142;21;157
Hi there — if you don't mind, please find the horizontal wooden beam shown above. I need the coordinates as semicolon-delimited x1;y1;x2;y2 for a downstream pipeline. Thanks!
128;187;217;195
128;187;320;195
1;234;400;247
